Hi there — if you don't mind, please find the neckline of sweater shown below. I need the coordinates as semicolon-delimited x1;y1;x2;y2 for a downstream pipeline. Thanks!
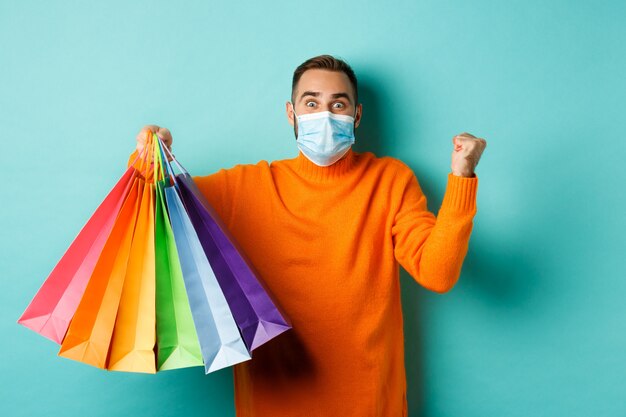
291;147;359;183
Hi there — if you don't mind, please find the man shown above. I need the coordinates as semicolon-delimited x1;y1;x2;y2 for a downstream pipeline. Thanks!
131;54;486;417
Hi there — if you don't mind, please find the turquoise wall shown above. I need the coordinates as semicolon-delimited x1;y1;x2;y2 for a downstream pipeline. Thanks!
1;1;624;416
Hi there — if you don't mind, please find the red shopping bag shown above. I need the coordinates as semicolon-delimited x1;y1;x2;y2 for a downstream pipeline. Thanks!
58;178;143;368
18;157;141;343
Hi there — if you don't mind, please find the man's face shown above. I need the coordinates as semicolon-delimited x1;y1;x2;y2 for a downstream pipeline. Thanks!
286;69;362;139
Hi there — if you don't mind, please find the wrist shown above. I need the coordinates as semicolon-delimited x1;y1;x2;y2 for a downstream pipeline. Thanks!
451;170;475;178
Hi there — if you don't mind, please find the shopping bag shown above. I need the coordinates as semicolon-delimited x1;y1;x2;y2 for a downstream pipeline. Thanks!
175;167;291;352
21;132;292;375
18;165;138;343
107;180;157;373
154;178;203;371
164;180;251;374
58;178;143;368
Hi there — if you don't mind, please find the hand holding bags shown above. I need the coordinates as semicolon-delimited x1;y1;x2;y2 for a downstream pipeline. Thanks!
18;132;291;374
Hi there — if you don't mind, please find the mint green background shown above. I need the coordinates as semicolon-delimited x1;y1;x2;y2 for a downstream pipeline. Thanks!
1;1;624;416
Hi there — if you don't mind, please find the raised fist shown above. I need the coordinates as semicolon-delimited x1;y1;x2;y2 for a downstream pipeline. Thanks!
451;132;487;177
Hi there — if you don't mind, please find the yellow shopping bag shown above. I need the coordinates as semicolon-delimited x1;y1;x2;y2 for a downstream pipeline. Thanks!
108;180;156;373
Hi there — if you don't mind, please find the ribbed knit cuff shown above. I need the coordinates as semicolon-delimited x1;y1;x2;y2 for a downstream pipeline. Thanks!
440;172;478;213
127;150;138;168
127;150;157;181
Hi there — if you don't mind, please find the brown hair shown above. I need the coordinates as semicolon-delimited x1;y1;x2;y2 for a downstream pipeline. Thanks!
291;54;359;105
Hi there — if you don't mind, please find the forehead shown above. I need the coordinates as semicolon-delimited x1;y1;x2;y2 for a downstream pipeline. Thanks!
295;69;355;100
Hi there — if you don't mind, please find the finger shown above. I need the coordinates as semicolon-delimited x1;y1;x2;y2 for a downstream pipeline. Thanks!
453;136;462;151
453;135;471;150
137;125;158;143
454;134;477;143
453;132;478;143
156;127;173;147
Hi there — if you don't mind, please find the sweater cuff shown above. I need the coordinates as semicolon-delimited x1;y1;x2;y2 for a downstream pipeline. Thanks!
440;172;478;213
127;150;140;169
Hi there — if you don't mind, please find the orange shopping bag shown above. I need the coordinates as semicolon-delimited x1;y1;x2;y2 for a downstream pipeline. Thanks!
58;178;143;368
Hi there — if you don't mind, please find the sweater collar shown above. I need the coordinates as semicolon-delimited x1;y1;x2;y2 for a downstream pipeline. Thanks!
293;147;358;183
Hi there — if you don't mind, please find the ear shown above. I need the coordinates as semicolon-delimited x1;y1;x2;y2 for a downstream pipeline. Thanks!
286;101;295;127
354;103;363;129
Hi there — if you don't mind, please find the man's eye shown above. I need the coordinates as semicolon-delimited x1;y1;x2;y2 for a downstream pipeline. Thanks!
333;102;345;109
305;101;316;107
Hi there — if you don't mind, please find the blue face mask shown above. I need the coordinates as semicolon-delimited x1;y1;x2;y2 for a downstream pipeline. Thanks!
292;104;357;167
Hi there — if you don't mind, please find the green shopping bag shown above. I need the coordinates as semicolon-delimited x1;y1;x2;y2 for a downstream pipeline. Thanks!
155;179;203;370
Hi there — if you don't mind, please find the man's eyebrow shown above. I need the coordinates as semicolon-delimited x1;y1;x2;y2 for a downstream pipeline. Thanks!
331;92;352;103
299;91;353;104
299;91;320;101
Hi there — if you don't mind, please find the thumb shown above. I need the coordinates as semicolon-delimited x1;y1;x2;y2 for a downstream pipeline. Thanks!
453;136;463;151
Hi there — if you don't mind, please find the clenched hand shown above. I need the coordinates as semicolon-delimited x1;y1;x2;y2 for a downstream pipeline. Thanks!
136;125;174;160
451;132;487;177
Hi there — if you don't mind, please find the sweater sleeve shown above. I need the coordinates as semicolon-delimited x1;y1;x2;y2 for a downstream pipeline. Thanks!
192;169;232;227
391;168;478;293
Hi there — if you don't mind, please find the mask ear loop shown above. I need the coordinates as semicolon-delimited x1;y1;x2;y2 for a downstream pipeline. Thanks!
291;102;298;119
291;103;301;141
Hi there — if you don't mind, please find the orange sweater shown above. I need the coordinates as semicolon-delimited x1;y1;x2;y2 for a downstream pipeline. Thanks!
129;147;478;416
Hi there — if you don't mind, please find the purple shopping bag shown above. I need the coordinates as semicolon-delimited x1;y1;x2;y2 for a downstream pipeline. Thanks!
160;142;291;352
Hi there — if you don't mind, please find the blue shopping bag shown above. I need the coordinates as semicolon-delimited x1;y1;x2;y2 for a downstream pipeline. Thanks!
164;181;251;374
